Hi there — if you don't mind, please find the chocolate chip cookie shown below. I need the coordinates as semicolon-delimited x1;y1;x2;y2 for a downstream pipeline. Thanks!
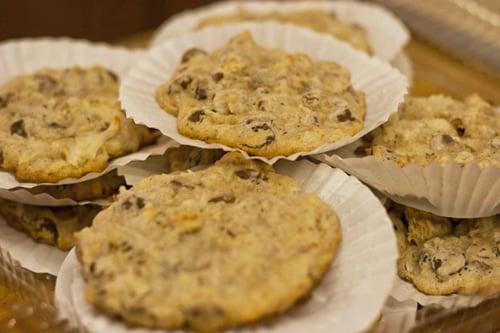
368;95;500;167
196;8;373;54
0;66;157;182
156;31;365;159
76;152;341;332
389;202;500;295
0;198;100;251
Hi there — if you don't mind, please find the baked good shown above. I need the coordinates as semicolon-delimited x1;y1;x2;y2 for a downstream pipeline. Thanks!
163;146;224;172
0;198;100;251
196;8;372;54
76;152;341;332
0;66;157;182
156;31;365;158
26;170;125;202
368;95;500;167
389;202;500;295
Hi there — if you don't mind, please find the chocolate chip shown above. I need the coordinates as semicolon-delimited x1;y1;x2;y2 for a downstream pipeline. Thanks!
212;72;224;82
48;122;66;129
432;258;442;270
106;70;119;82
188;110;205;122
257;100;266;111
35;74;57;92
208;193;235;203
179;76;193;89
441;134;454;144
337;109;356;122
451;118;465;136
39;218;58;244
181;48;207;63
195;87;207;100
89;262;96;273
10;120;27;137
122;198;133;210
136;197;145;209
251;123;271;132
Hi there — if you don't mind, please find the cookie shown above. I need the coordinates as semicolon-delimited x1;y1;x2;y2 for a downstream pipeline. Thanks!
0;198;100;251
156;31;365;158
0;66;157;182
27;170;125;202
163;146;224;172
389;203;500;295
76;152;341;332
196;8;372;54
369;95;500;167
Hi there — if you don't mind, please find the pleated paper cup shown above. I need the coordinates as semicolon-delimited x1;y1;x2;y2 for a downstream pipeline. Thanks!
0;38;175;190
392;51;413;85
0;216;67;275
120;22;408;164
391;277;491;309
315;140;500;218
151;0;409;62
55;160;398;333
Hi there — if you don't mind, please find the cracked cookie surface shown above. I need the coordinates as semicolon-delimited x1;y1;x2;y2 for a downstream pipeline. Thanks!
0;66;156;182
76;152;341;332
369;95;500;167
156;32;365;158
0;198;100;251
389;203;500;295
196;8;372;54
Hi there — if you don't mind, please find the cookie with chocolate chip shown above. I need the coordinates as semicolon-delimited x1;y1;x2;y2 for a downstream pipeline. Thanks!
196;8;372;54
369;95;500;167
76;152;341;332
0;66;157;182
389;202;500;295
156;31;365;159
0;198;100;251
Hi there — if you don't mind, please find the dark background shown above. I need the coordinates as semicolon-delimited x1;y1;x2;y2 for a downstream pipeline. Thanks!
0;0;219;42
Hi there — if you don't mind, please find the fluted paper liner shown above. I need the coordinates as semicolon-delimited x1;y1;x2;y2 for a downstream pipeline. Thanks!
392;51;413;85
316;140;500;218
375;297;417;333
0;38;176;190
55;160;398;333
391;277;491;309
151;0;409;62
120;22;408;164
0;216;66;275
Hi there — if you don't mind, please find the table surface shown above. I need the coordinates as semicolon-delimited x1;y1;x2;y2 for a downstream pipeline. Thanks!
1;30;499;333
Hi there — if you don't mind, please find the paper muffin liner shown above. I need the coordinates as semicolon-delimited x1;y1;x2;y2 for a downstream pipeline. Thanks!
315;140;500;218
374;297;417;333
0;216;66;275
151;0;409;62
55;159;398;333
391;51;413;86
0;38;176;190
391;277;491;309
121;22;408;165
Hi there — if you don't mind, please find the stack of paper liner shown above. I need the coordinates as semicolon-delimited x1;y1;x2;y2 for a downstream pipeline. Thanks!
52;22;414;332
0;38;178;275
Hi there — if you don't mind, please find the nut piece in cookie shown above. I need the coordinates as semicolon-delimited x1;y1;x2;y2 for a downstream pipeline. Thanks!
196;8;373;54
0;66;157;182
0;198;100;251
76;152;341;332
156;31;366;159
389;202;500;295
370;95;500;168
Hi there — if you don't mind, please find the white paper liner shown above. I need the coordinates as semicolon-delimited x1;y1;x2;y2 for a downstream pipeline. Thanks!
316;140;500;218
390;277;491;310
55;160;398;333
0;216;66;275
151;0;409;62
375;297;417;333
121;22;408;165
0;38;176;189
391;51;413;85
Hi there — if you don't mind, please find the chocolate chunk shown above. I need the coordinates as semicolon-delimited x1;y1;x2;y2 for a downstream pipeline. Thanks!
35;74;57;92
337;109;356;122
122;198;133;210
179;76;193;89
188;110;205;122
89;262;96;273
432;258;442;270
251;123;271;132
451;118;465;136
212;72;224;82
106;70;119;82
10;120;27;137
257;100;266;111
39;218;58;243
181;48;207;63
441;134;454;144
136;197;145;209
208;193;236;203
195;87;208;100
